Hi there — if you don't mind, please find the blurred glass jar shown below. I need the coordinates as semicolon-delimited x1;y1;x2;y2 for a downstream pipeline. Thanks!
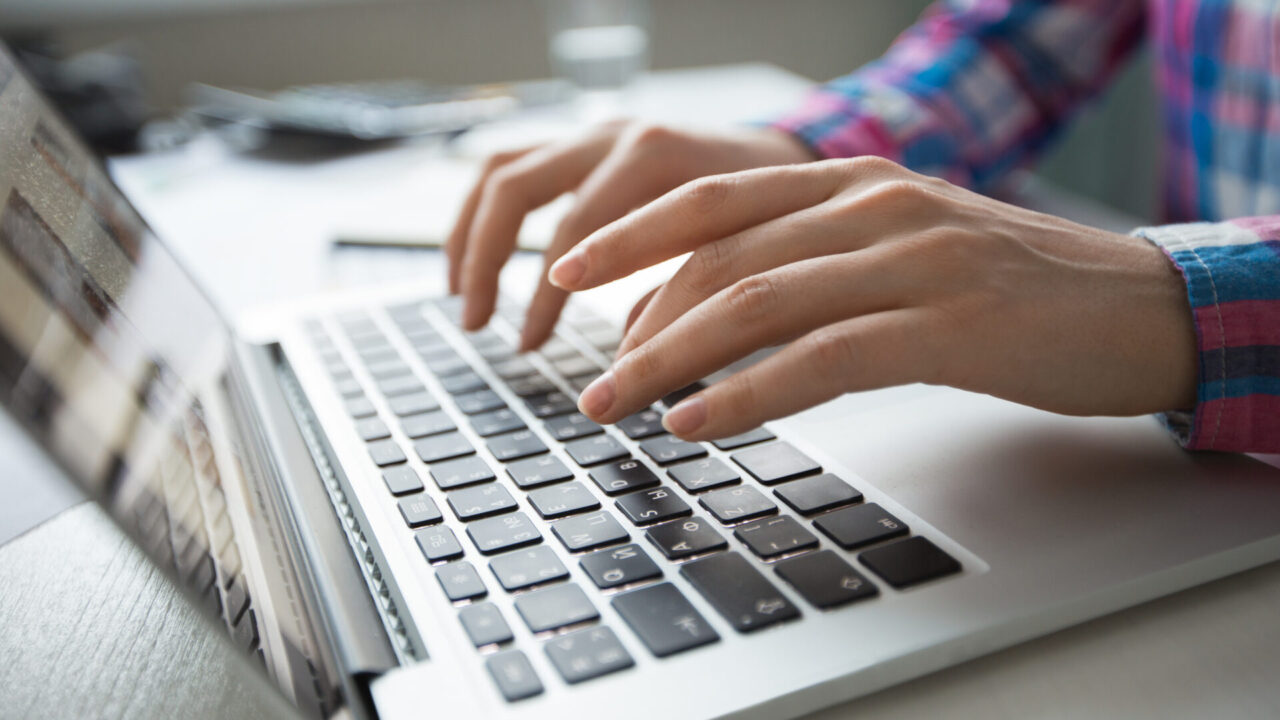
546;0;651;92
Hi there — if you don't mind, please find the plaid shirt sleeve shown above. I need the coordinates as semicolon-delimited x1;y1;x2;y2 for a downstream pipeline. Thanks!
1135;220;1280;453
770;0;1145;192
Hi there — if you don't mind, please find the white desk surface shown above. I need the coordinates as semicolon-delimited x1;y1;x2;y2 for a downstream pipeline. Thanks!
4;63;1280;720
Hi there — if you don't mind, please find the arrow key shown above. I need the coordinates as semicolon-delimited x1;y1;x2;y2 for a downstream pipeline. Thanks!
774;550;879;609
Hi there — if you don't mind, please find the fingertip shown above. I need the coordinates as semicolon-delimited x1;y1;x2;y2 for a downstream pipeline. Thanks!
548;248;587;289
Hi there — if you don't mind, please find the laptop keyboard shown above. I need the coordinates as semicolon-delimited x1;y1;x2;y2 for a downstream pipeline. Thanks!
304;295;961;702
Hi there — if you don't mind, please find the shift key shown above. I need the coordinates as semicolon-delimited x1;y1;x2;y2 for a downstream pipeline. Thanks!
680;552;799;633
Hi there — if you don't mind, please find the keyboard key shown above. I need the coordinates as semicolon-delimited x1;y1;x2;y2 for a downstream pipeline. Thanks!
612;583;719;658
773;474;863;515
567;375;597;392
615;487;692;526
639;435;708;465
544;626;634;684
551;510;629;552
467;512;542;555
552;355;599;378
366;358;412;380
491;356;537;379
774;550;878;608
486;430;548;461
488;546;569;591
524;391;577;418
470;408;526;437
345;396;377;418
542;412;604;441
428;455;495;490
539;337;578;360
439;370;488;395
734;516;819;559
381;465;422;495
699;485;777;524
616;409;665;440
681;552;799;633
354;416;390;441
398;495;442;527
400;410;455;438
334;377;363;398
813;503;908;550
508;374;557;397
436;560;488;601
645;516;727;560
662;382;704;408
506;454;574;489
477;345;516;363
459;602;514;647
667;457;740;493
424;354;471;377
389;391;441;417
447;483;518;521
528;482;601;519
859;536;961;589
731;442;821;485
415;526;464;563
377;374;424;397
588;459;660;496
514;584;599;633
710;427;776;450
485;650;543;702
455;388;506;415
367;439;407;467
414;431;475;463
579;543;662;589
565;434;629;467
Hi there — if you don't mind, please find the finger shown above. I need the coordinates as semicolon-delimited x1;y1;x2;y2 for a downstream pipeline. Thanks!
625;285;661;334
459;130;618;329
663;308;937;440
578;250;914;424
445;147;534;294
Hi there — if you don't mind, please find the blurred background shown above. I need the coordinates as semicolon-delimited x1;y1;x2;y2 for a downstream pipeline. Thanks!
0;0;1159;219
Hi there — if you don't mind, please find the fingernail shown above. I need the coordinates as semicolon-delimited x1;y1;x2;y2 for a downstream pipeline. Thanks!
549;249;587;288
578;371;616;417
663;396;707;435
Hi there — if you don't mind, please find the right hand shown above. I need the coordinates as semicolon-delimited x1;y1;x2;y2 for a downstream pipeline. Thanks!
446;120;816;350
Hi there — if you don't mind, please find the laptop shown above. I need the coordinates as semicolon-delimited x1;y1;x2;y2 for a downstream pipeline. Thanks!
4;45;1280;720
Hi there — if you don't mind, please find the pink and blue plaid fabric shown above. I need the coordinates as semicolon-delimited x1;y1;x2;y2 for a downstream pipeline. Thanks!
772;0;1280;453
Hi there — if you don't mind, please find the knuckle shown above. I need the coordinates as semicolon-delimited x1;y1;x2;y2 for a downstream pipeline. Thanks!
802;326;860;380
678;239;734;298
677;175;733;216
723;273;780;324
621;122;680;151
723;372;761;419
485;166;526;202
619;342;662;384
847;154;899;177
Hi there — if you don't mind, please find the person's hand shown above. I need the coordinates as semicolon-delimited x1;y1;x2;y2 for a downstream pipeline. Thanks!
548;156;1199;439
445;121;815;349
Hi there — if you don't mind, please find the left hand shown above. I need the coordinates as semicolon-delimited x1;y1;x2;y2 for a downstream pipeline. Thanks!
547;156;1199;440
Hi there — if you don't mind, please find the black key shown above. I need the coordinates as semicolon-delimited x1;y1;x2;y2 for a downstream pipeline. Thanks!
773;473;863;515
681;552;800;633
428;455;494;490
492;356;537;379
579;544;662;589
588;459;660;496
514;584;598;633
813;503;908;550
616;409;665;440
398;494;442;527
447;483;518;521
551;510;629;552
542;412;604;441
467;512;542;555
368;439;407;467
615;487;692;526
354;416;390;441
390;391;441;417
488;546;569;591
234;608;260;652
731;441;821;485
859;536;961;589
485;650;543;702
567;375;596;393
225;576;250;625
378;374;425;397
486;430;548;461
699;485;777;524
460;602;513;647
711;427;776;451
506;454;574;489
612;583;719;658
528;482;600;519
455;389;506;415
345;396;377;419
381;465;422;495
424;354;471;377
524;391;577;418
774;550;878;608
440;370;488;395
470;408;526;437
366;358;412;380
668;457;740;493
661;382;704;408
334;377;364;398
565;434;629;467
400;410;456;438
734;516;819;559
508;374;557;398
436;560;488;601
415;526;464;563
639;435;708;465
414;431;475;463
545;626;634;684
645;516;727;560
